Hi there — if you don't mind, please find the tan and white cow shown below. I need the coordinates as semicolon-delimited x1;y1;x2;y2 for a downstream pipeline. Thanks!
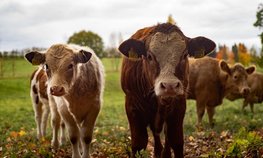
25;44;104;158
30;67;50;140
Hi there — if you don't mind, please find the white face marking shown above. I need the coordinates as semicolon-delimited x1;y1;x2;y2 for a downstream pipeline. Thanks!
149;32;186;70
149;32;187;97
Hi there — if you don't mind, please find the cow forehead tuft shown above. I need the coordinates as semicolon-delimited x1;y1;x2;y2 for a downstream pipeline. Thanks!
232;64;246;73
148;31;186;76
47;44;73;59
149;32;186;60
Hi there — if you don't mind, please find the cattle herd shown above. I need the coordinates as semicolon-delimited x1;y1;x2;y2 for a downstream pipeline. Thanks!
24;23;263;158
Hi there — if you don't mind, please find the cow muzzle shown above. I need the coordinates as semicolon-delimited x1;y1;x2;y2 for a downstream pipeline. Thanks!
241;87;250;97
155;80;184;98
50;86;66;96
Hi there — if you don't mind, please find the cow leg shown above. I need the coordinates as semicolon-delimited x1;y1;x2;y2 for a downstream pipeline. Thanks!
161;124;171;158
150;124;163;158
242;100;248;112
151;107;164;157
206;106;215;128
58;105;81;158
41;103;50;138
196;100;205;127
125;97;148;157
129;121;148;157
49;97;61;149
33;100;43;140
249;103;254;114
80;105;100;158
164;100;186;158
60;121;66;146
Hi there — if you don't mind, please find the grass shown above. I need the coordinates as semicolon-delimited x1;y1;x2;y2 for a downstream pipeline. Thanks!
0;58;262;157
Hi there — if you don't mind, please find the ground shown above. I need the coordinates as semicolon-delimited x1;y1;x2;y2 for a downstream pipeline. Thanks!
0;58;262;157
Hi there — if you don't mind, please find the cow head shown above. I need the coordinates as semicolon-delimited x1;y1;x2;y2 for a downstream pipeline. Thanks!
119;23;216;99
220;61;255;97
25;44;92;96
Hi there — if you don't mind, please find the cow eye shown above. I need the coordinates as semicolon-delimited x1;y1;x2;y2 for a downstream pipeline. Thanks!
183;53;189;59
147;54;152;61
43;64;48;71
68;64;73;70
233;75;238;80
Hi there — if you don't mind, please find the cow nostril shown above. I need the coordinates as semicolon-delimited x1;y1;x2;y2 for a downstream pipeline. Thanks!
160;82;166;89
243;88;250;95
59;87;65;93
50;86;65;95
50;87;54;94
175;82;180;88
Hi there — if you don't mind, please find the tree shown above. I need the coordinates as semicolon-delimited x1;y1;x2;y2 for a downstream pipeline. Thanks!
254;3;263;67
254;3;263;52
104;32;122;71
232;44;239;62
167;14;176;24
67;30;105;58
238;43;251;66
216;45;228;60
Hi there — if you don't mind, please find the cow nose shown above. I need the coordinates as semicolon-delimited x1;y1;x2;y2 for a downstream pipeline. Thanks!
242;87;250;96
50;86;65;96
160;81;181;93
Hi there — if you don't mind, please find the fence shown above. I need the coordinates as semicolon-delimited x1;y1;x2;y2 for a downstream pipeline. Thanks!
0;57;122;79
0;57;34;79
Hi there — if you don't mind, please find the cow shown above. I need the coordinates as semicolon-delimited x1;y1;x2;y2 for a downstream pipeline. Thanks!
30;67;66;146
25;44;104;158
187;57;255;128
226;71;263;113
30;67;50;140
118;23;216;158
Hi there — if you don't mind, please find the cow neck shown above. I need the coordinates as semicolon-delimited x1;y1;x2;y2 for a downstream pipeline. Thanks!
219;70;229;97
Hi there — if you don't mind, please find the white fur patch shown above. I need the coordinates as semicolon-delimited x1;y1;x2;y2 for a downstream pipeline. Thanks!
149;32;186;97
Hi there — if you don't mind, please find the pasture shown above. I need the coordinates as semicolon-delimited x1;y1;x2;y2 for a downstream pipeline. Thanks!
0;58;262;157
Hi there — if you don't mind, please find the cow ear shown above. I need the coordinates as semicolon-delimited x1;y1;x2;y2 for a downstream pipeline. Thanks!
118;39;146;59
75;50;92;63
246;66;255;74
220;60;231;75
188;36;216;58
25;51;45;65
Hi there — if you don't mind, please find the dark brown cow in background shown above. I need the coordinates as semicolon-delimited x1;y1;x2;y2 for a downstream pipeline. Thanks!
119;23;216;158
226;71;263;113
188;57;255;127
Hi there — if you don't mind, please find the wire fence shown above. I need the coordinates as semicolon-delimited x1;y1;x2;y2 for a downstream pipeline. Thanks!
0;57;122;79
0;57;33;79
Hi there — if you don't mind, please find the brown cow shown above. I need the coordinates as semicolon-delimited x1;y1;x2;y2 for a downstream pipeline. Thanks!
119;23;216;158
25;44;104;158
226;71;263;113
30;67;66;146
188;57;255;127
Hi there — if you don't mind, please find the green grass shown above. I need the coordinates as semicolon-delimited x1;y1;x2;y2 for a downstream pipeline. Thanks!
0;58;262;157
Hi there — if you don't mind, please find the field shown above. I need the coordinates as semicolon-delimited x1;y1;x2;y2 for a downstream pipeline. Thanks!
0;58;263;157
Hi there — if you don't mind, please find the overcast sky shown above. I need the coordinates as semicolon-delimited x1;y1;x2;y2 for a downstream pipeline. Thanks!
0;0;262;51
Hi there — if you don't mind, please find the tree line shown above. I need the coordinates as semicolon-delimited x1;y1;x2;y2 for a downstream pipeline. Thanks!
1;3;262;63
0;30;122;59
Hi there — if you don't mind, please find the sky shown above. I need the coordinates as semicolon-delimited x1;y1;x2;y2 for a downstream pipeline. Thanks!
0;0;262;51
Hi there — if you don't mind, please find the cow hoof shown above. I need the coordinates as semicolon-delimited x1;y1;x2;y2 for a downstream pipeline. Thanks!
51;140;59;149
210;123;215;128
195;124;204;131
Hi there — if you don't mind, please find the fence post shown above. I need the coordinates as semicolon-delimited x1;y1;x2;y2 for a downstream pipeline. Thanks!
0;57;3;78
12;57;15;77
